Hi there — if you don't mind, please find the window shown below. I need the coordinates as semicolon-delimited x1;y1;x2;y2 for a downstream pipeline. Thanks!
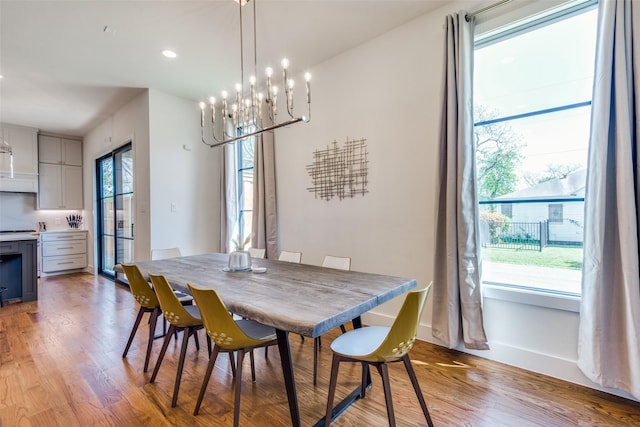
235;137;254;249
548;204;563;222
474;2;597;297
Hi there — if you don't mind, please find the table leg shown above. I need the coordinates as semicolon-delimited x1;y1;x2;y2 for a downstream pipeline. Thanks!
277;329;301;427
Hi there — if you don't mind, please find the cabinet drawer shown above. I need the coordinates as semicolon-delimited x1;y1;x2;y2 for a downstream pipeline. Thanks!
41;232;86;242
43;240;86;256
0;241;20;254
42;254;87;273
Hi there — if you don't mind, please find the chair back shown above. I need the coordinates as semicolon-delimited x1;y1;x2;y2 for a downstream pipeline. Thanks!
148;273;201;327
151;247;182;260
366;283;432;362
279;250;302;263
248;247;266;259
121;264;158;308
322;255;351;271
188;284;269;349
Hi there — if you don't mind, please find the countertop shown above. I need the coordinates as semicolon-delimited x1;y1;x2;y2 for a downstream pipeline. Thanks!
0;232;39;242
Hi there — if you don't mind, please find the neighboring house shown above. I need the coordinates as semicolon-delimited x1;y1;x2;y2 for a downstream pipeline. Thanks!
491;169;586;245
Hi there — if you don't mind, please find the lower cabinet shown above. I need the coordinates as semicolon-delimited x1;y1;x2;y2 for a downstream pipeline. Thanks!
41;231;87;273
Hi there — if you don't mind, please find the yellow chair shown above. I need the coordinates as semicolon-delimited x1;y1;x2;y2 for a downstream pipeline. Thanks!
121;263;162;373
324;284;434;427
148;273;211;407
188;284;277;426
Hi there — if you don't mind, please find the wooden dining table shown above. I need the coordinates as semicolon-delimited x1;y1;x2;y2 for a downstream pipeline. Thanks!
126;252;417;426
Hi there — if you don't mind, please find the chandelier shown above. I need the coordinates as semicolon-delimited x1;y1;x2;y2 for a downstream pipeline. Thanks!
0;140;13;178
199;0;311;147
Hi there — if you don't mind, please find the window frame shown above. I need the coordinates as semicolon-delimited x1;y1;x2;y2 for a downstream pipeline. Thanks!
473;0;597;307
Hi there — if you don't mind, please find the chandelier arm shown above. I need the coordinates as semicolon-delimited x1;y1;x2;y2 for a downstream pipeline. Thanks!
206;117;303;148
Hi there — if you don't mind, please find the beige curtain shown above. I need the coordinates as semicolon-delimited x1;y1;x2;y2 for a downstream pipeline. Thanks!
432;11;489;350
578;0;640;400
251;129;279;259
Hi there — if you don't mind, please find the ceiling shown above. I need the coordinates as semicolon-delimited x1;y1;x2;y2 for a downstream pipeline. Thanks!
0;0;449;137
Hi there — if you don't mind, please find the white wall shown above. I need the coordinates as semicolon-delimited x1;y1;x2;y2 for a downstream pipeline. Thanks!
83;90;151;270
148;89;220;256
82;89;220;271
273;0;637;402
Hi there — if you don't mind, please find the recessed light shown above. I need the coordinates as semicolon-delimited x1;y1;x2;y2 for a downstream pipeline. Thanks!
162;50;177;59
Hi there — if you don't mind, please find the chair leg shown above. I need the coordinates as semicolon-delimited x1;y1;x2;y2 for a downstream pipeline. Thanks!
171;326;192;407
377;363;396;427
250;349;256;382
151;324;176;383
402;354;434;427
144;308;160;372
360;362;368;398
193;328;200;351
229;351;236;377
122;306;146;358
324;353;341;426
313;338;319;385
194;346;220;415
233;349;246;427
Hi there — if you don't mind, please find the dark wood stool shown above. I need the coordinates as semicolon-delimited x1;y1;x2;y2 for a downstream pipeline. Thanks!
0;287;7;308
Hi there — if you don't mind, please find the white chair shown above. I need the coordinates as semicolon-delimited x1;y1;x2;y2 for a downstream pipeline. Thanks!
310;255;352;385
278;250;302;263
322;255;351;271
151;247;182;260
248;247;266;259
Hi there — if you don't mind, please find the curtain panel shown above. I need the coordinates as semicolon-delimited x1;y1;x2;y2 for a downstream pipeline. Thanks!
252;129;279;259
578;0;640;400
432;11;489;350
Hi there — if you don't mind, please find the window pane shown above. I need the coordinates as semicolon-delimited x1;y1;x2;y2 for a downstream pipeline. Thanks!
474;6;596;296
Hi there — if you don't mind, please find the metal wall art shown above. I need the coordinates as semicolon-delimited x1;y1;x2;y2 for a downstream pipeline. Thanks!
306;137;369;201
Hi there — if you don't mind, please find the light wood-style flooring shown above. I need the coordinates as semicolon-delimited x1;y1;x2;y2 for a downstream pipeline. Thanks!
1;273;639;426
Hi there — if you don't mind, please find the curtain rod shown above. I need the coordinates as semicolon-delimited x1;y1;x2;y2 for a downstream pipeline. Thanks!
466;0;513;21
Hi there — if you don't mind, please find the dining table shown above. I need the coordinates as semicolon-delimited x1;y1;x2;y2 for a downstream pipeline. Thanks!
125;252;417;426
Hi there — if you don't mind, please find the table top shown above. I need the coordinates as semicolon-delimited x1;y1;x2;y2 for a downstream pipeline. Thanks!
129;252;417;338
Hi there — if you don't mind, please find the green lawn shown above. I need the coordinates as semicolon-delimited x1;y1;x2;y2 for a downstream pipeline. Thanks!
482;246;583;270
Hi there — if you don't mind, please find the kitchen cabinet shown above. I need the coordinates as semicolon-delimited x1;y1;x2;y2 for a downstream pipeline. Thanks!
41;231;87;274
0;238;38;302
0;123;39;192
38;135;83;209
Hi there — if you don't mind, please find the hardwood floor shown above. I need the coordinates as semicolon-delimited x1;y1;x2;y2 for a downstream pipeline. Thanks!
1;273;639;426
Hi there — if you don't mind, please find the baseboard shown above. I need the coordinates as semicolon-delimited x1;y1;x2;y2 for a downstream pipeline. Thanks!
361;311;638;403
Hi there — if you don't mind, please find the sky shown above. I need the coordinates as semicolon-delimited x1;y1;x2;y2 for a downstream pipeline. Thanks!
474;7;598;188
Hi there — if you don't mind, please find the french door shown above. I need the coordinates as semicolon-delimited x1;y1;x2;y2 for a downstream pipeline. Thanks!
96;143;134;280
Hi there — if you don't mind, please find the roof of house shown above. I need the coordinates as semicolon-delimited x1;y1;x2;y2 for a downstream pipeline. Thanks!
495;169;586;201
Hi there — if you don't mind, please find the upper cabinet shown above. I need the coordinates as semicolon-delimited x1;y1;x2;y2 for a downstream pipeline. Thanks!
0;123;39;193
38;136;82;166
38;135;83;209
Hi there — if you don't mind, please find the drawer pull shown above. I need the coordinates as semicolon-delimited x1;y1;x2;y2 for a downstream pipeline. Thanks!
57;261;75;265
57;247;74;250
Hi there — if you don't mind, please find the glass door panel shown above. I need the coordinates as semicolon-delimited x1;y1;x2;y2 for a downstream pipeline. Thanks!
97;143;133;280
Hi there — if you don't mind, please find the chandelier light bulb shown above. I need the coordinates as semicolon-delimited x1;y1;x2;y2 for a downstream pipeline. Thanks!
222;90;228;99
199;101;206;110
232;104;238;112
304;72;312;82
235;83;242;92
288;79;295;89
272;86;278;95
249;75;256;85
265;67;273;77
281;58;290;69
209;97;216;105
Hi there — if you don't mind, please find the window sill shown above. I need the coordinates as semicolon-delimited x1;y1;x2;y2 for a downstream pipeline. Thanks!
483;283;580;313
